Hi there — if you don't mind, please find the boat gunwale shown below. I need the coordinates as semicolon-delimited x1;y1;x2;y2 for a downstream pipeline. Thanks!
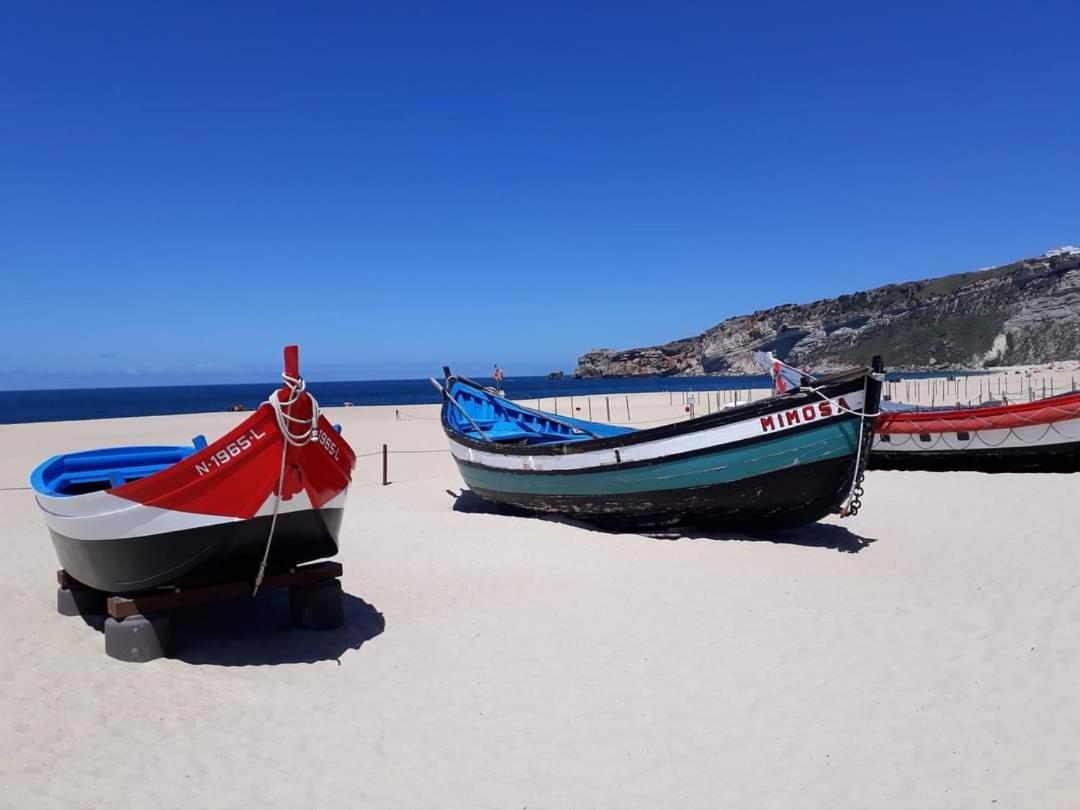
878;389;1080;430
441;367;873;457
450;416;861;477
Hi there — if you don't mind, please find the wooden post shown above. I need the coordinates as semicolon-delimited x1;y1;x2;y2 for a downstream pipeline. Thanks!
606;396;612;422
625;395;631;422
382;444;388;486
588;398;593;420
554;397;558;415
669;391;672;405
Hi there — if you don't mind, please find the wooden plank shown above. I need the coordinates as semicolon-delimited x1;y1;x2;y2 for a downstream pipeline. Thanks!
57;569;97;591
106;561;343;620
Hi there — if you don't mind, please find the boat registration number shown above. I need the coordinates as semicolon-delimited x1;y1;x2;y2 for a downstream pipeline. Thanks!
194;428;267;476
317;429;340;460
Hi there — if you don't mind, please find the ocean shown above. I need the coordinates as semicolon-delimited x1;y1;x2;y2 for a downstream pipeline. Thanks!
1;374;774;425
0;370;984;425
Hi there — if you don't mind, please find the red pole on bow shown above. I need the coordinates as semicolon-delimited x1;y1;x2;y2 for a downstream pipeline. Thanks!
280;345;300;401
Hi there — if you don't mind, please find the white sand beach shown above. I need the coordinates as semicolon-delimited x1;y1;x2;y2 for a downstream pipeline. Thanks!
1;387;1078;808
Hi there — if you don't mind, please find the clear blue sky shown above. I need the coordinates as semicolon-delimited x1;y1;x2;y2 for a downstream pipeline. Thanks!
2;2;1077;389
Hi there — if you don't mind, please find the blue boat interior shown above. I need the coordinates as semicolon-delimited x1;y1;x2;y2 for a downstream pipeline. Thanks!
30;439;208;497
445;380;636;445
31;417;346;497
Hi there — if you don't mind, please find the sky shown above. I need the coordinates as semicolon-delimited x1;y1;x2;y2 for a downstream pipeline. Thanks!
1;1;1078;389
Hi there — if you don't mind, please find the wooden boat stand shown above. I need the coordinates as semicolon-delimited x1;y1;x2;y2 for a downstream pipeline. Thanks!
56;561;345;663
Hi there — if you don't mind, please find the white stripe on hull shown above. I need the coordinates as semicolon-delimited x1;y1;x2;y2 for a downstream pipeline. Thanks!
873;415;1080;453
450;392;865;473
37;487;350;542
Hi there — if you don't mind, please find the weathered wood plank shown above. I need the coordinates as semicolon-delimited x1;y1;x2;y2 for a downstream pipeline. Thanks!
105;561;343;620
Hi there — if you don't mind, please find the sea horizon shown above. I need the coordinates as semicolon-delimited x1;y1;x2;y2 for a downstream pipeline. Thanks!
0;369;1002;425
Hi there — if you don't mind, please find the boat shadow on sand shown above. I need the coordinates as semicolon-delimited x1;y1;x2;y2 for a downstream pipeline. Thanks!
76;588;385;666
449;489;877;554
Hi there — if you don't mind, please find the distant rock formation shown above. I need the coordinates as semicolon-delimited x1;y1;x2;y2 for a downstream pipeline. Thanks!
575;247;1080;376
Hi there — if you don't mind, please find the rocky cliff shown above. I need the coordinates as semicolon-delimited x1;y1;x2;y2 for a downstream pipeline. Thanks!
575;247;1080;377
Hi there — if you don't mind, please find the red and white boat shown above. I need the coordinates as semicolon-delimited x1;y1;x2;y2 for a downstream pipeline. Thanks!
754;352;1080;472
30;346;356;594
871;391;1080;472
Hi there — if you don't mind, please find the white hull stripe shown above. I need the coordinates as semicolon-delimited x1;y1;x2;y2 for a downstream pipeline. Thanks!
451;392;865;473
873;416;1080;453
37;488;350;542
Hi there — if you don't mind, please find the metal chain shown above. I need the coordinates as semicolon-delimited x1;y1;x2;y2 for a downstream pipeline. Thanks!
843;379;878;517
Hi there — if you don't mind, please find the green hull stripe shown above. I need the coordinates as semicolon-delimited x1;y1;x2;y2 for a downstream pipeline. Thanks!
457;420;860;496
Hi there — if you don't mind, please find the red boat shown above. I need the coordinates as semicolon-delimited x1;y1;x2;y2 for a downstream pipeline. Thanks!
754;352;1080;472
871;391;1080;472
30;346;356;593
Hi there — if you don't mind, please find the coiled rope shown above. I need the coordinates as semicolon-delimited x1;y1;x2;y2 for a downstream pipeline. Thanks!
253;372;321;595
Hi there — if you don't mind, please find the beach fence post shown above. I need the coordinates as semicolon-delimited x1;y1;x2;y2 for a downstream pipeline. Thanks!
395;409;400;421
588;398;593;420
669;391;672;405
625;395;631;422
554;397;559;415
571;395;575;413
606;396;612;422
382;444;388;486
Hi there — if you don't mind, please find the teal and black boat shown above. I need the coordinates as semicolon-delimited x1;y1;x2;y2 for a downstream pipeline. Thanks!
438;360;883;530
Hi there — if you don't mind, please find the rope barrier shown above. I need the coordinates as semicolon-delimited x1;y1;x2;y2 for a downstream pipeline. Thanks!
394;406;693;427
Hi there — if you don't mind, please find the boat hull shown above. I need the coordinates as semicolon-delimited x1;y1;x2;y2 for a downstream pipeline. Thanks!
49;507;345;593
871;438;1080;472
463;454;858;529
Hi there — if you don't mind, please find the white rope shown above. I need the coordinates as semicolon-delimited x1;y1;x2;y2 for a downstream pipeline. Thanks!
252;372;321;595
804;384;881;419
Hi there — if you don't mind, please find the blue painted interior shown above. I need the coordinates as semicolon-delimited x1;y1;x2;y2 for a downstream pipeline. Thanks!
445;380;636;444
30;437;205;497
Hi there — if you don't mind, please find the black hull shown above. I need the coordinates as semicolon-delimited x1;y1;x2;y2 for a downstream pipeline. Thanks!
870;440;1080;473
469;455;858;530
51;508;344;594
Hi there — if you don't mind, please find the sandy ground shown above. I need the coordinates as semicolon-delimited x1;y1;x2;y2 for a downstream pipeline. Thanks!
1;391;1079;809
